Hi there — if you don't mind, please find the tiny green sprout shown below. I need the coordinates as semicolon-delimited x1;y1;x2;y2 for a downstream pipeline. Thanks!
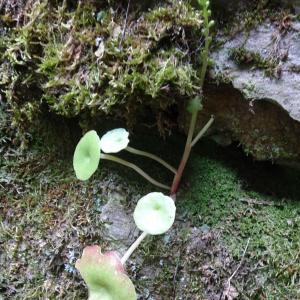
100;128;129;153
187;96;203;114
76;245;137;300
73;130;101;181
133;192;176;235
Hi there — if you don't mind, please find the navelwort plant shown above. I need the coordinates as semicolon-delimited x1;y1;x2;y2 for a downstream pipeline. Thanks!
73;1;214;299
76;192;175;300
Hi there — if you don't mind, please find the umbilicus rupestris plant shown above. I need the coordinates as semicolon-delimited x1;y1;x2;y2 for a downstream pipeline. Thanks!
73;130;177;299
74;0;214;298
76;192;176;300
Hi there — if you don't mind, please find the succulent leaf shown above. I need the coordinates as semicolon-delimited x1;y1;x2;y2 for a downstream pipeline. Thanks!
133;192;176;235
76;246;137;300
73;130;101;181
100;128;129;153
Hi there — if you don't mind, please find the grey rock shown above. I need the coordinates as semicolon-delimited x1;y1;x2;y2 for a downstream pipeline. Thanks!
212;22;300;122
100;193;139;249
211;0;300;14
200;18;300;162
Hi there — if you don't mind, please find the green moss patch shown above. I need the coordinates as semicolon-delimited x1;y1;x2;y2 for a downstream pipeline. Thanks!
178;141;300;299
229;46;279;77
0;0;203;141
1;121;300;299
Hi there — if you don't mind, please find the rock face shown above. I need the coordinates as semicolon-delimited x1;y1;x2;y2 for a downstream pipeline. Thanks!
100;194;139;251
198;18;300;163
212;21;300;122
211;0;300;15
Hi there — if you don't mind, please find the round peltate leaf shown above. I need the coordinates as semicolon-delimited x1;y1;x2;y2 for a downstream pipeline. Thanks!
73;130;101;181
133;192;176;235
100;128;129;153
76;246;137;300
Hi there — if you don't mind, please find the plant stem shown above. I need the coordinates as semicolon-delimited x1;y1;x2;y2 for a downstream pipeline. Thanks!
121;231;147;265
100;153;170;190
199;35;210;88
191;115;214;147
125;146;177;174
198;0;212;88
170;112;198;195
170;1;212;195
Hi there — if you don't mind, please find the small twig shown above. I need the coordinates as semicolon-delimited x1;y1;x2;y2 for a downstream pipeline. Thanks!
119;0;131;48
229;238;250;282
223;238;250;299
240;197;283;207
172;249;182;298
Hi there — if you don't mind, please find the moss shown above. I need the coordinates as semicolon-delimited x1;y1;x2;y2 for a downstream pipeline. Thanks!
211;71;232;85
0;0;204;141
229;46;279;77
1;120;300;298
177;140;300;299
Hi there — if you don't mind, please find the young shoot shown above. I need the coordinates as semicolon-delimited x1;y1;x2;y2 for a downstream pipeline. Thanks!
73;129;171;189
191;115;214;147
170;0;214;195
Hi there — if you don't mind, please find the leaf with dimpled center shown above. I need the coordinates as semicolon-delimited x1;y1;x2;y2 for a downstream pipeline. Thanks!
76;245;137;300
100;128;129;153
133;192;176;235
73;130;101;181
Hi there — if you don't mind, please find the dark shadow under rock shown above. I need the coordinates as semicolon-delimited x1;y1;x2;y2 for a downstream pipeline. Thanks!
202;83;300;163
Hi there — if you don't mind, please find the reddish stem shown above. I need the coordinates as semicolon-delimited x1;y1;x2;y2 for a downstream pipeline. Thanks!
170;112;198;195
170;145;191;195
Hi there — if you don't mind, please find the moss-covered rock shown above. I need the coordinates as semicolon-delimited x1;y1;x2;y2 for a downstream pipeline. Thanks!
1;0;300;163
206;13;300;162
0;0;203;140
